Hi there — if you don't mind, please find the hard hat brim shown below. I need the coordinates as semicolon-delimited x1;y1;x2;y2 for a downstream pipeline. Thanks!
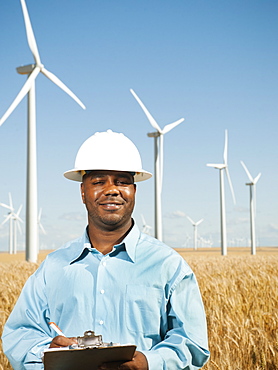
64;168;152;182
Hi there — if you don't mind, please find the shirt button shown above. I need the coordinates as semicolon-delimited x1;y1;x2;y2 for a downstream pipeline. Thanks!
102;261;107;267
100;289;105;294
99;320;104;325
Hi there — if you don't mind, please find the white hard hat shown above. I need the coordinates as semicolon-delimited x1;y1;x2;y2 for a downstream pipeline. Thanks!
64;130;152;182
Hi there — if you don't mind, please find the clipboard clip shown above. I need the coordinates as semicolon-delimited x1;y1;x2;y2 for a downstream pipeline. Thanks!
77;330;104;348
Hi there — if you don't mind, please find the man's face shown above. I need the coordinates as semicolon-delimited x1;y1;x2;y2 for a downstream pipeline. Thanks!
81;170;136;231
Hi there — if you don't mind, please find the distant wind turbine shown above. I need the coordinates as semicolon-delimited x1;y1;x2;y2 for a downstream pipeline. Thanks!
0;194;23;254
37;207;46;252
0;0;85;262
141;214;152;235
0;193;14;254
207;130;236;256
130;88;184;241
11;205;24;254
241;161;261;255
186;216;204;250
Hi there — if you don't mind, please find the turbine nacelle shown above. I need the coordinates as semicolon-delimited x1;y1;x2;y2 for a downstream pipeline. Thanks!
206;163;226;170
187;216;204;227
241;161;261;185
17;64;38;74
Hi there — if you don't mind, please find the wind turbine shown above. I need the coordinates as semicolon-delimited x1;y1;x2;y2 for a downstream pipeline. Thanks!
0;194;23;253
186;216;204;250
240;161;261;255
0;0;85;263
207;130;236;256
37;207;46;252
141;214;152;235
130;89;184;241
0;193;14;254
11;205;24;254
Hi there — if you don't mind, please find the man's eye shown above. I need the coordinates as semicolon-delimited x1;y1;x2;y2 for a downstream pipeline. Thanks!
117;181;131;185
92;181;104;185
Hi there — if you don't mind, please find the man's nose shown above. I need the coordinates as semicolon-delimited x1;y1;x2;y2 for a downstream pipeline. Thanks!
104;182;120;195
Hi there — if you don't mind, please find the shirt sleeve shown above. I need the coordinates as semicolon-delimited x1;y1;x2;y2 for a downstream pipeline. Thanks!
2;262;52;370
140;271;210;370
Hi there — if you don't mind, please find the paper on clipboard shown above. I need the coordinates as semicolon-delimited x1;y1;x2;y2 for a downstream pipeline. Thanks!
43;344;136;370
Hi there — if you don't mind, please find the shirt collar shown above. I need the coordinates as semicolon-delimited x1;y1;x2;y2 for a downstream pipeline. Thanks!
70;220;140;264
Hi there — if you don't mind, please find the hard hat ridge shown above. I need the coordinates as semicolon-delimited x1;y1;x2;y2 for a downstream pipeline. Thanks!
64;130;152;182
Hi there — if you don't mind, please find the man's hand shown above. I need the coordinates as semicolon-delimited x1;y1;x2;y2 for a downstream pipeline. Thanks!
98;351;148;370
49;335;77;348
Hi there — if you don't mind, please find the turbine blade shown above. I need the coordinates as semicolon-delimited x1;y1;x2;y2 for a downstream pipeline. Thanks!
223;130;228;165
130;89;162;133
162;118;184;134
225;167;236;204
0;67;40;126
141;214;146;226
1;214;12;226
254;173;262;184
186;216;195;225
16;205;23;217
240;161;254;183
17;221;23;235
39;222;46;235
41;67;86;109
20;0;41;64
0;203;12;211
8;193;14;210
196;218;204;226
38;207;42;221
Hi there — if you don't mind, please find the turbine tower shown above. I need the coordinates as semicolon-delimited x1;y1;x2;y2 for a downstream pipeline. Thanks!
130;89;184;241
0;0;85;262
186;216;204;250
207;130;236;256
11;205;24;254
241;161;261;255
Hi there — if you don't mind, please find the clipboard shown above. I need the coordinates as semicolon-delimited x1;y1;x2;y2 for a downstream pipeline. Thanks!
44;344;136;370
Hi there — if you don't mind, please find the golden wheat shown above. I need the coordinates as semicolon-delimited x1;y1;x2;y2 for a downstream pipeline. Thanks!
0;254;278;369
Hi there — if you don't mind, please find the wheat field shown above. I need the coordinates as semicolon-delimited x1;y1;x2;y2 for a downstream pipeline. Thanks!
1;248;278;369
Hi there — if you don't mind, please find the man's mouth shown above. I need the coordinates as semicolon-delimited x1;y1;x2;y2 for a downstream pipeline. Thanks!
99;202;123;210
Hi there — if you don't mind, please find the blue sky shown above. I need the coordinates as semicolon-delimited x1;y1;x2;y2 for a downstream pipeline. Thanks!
0;0;277;252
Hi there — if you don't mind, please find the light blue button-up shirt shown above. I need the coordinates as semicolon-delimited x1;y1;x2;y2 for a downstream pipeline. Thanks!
2;223;209;369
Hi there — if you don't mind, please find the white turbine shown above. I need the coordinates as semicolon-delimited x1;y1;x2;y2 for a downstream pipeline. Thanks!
0;193;14;254
37;207;46;253
0;194;23;254
0;0;85;263
11;205;24;254
240;161;261;255
186;216;204;250
130;88;184;241
207;130;236;256
141;214;152;235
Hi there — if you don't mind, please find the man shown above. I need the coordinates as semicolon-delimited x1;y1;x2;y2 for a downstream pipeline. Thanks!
2;130;210;369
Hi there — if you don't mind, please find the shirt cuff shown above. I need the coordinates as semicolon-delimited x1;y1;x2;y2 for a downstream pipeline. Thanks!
140;349;164;370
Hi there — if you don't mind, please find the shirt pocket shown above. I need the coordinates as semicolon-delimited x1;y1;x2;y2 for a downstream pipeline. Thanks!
125;285;162;335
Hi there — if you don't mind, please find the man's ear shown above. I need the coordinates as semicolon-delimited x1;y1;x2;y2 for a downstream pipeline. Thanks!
81;183;85;204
